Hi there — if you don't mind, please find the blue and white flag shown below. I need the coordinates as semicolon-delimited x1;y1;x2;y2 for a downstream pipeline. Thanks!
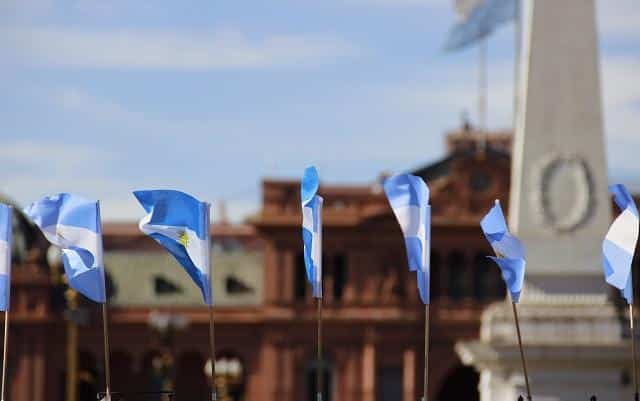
301;167;323;298
603;184;639;304
480;199;525;302
384;174;431;304
0;205;12;311
134;190;212;305
24;194;106;303
444;0;518;51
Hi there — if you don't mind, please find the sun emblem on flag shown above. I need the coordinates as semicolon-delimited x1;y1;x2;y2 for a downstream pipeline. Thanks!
178;231;190;247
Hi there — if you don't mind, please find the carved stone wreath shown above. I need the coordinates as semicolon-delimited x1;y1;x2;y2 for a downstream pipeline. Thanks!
530;153;595;233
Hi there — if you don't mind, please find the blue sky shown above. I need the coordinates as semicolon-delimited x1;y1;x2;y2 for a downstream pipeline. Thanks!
1;0;639;222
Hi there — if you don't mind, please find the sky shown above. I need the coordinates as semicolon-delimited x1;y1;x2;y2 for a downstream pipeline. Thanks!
1;0;639;222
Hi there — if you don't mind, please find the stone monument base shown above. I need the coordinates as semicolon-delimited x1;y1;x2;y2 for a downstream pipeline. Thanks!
456;292;633;401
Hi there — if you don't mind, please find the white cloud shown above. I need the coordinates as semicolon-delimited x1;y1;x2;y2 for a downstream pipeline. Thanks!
1;27;360;70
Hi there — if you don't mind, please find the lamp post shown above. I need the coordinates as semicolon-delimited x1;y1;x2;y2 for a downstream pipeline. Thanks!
47;246;78;401
204;356;243;401
147;312;189;395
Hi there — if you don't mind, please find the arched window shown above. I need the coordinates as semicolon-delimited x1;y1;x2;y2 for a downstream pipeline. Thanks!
333;253;347;302
77;350;98;401
139;350;170;396
175;351;209;401
430;252;442;300
377;366;402;401
111;350;134;395
306;356;332;401
436;366;480;401
295;252;307;301
473;252;491;301
447;251;467;301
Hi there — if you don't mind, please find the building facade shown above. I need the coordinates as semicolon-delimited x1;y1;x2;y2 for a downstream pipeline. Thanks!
0;129;631;401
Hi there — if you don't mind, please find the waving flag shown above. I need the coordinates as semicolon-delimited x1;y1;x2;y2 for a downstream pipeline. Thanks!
0;205;12;311
301;167;324;298
24;194;106;303
444;0;518;51
384;174;431;304
480;199;526;302
603;184;639;304
134;190;212;305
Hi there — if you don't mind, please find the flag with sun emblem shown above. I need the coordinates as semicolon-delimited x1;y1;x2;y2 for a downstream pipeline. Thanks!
134;190;212;305
480;199;526;302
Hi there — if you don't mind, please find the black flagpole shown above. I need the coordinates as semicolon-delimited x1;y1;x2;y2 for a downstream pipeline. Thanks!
422;304;429;401
629;304;639;401
511;302;532;401
316;297;323;401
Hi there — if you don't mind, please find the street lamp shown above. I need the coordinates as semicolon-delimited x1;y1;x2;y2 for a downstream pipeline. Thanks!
204;356;244;401
47;245;79;401
147;312;190;394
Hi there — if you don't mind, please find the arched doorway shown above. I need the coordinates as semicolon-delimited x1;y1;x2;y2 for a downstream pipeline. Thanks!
77;350;98;401
139;349;172;398
175;351;209;401
306;355;332;401
111;350;134;394
436;366;479;401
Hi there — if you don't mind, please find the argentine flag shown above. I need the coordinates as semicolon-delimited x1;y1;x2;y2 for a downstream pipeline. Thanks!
603;184;639;304
384;174;431;304
0;205;12;311
134;190;212;305
444;0;518;51
301;167;323;298
480;199;526;302
24;194;106;303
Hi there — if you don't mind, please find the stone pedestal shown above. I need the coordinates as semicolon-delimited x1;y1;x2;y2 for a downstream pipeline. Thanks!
456;292;632;401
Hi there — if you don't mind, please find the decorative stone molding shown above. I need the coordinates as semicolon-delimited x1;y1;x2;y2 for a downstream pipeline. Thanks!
530;153;595;233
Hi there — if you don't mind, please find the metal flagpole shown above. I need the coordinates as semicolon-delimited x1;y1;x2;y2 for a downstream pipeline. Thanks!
511;302;532;401
629;304;638;401
101;303;112;400
209;306;217;401
513;0;522;129
1;311;9;401
478;38;488;151
316;297;323;401
422;304;430;401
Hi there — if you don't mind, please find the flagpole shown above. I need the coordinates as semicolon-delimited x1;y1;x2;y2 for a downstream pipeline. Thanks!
511;302;532;401
316;297;323;401
629;304;638;400
478;38;488;151
513;0;522;129
1;311;9;401
209;305;217;401
101;303;112;400
422;304;430;401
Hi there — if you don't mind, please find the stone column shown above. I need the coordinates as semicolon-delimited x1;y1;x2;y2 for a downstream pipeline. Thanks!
263;243;280;304
280;345;295;401
362;331;376;401
403;348;416;401
32;337;45;401
259;339;278;401
281;250;295;304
